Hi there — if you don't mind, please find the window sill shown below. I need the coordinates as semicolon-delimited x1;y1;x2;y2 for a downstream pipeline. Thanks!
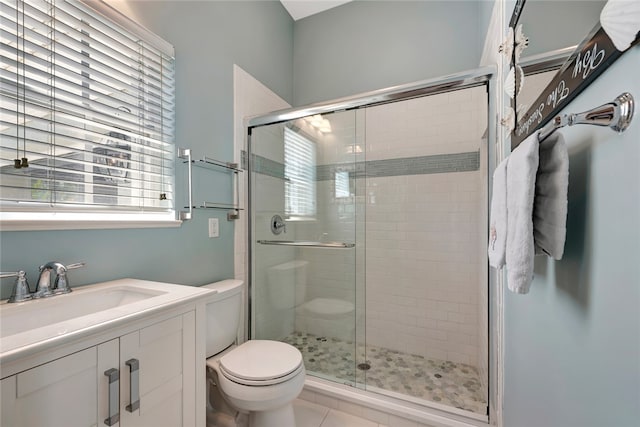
1;213;182;231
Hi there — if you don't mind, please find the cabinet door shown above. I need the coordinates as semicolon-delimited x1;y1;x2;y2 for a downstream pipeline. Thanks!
0;340;119;427
120;312;196;427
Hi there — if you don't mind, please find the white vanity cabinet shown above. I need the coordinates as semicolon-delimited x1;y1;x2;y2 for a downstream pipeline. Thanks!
0;280;210;427
118;312;196;427
1;312;196;427
1;344;106;426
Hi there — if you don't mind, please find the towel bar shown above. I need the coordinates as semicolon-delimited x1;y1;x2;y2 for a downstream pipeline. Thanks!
537;92;634;142
257;240;355;248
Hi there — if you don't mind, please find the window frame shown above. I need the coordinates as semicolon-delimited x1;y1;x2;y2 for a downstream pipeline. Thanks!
283;126;317;221
0;0;179;231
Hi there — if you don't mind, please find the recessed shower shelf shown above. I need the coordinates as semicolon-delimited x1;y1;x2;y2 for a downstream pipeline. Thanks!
178;148;242;221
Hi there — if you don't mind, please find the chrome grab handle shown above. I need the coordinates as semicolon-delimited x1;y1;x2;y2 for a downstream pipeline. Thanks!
104;368;120;426
257;240;355;248
125;358;140;412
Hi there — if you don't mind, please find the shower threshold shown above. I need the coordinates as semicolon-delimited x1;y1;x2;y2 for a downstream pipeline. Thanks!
283;331;487;415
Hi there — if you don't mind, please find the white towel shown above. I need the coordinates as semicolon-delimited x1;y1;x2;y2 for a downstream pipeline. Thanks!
534;132;569;259
506;133;539;294
489;158;508;268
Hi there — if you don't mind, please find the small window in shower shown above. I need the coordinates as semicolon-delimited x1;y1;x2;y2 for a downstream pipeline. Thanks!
284;127;316;219
335;171;350;198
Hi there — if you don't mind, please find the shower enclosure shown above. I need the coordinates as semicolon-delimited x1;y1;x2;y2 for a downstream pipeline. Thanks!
248;71;491;417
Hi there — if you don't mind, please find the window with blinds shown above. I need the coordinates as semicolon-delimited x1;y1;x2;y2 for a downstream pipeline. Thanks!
284;127;316;219
0;0;175;224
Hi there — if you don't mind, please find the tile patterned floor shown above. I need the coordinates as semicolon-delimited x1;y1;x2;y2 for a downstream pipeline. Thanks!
209;399;382;427
294;399;380;427
283;332;487;415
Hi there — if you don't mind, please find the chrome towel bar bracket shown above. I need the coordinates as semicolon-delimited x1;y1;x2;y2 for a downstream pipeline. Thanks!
538;92;634;142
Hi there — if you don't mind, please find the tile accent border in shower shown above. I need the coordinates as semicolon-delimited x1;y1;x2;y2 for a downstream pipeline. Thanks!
252;151;480;180
251;153;287;180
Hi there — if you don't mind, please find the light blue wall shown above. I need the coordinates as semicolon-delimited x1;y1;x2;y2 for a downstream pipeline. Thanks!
292;0;483;106
0;0;492;296
519;0;606;56
0;1;294;298
504;46;640;426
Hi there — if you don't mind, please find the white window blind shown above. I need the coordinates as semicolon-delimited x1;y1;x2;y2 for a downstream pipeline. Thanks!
284;127;316;218
0;0;175;220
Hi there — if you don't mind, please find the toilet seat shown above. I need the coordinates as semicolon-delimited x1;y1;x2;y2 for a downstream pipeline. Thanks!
218;340;303;386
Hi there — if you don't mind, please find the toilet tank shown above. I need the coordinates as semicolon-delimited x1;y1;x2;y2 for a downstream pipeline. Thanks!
201;279;244;358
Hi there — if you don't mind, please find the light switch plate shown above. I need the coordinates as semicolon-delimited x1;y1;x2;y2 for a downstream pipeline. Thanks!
208;218;219;238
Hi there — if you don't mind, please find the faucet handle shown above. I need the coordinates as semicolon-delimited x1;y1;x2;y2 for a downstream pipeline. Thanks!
270;214;287;235
1;271;33;303
53;262;85;294
65;262;86;270
1;271;21;278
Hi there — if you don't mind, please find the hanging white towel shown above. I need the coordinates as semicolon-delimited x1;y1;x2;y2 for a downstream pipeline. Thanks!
489;158;508;268
506;133;539;294
534;132;569;259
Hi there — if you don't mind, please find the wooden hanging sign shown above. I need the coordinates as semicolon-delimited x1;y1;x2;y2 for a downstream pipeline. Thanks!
511;23;639;149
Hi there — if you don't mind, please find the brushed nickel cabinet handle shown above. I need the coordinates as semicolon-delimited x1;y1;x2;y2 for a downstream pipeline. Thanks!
125;359;140;412
104;368;120;426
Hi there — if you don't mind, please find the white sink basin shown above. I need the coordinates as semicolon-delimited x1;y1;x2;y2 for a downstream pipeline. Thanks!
0;285;165;338
0;279;215;363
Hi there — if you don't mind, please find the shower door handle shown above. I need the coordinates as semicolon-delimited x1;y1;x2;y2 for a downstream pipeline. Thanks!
257;240;355;248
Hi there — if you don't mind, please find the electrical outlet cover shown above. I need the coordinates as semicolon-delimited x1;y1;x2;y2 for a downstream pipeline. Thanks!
208;218;219;238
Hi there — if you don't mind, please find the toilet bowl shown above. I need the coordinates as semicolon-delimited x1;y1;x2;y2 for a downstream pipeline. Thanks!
202;280;305;427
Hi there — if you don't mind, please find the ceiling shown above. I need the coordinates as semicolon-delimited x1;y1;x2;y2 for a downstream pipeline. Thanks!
280;0;353;21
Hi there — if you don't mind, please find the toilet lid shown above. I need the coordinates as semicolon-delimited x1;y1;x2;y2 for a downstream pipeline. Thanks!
219;340;303;382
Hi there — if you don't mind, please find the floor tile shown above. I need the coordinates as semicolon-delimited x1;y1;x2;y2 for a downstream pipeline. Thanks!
321;409;379;427
294;399;329;427
284;332;486;414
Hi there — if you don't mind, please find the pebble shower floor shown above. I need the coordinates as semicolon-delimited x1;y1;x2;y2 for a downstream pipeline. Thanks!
283;332;487;415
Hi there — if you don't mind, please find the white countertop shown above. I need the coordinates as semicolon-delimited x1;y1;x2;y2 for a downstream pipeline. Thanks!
0;279;215;365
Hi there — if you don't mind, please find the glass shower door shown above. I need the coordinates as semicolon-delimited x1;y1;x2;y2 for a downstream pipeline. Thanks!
249;110;365;387
248;76;490;417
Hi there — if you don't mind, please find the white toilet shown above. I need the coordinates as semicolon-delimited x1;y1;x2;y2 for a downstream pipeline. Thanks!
202;279;305;427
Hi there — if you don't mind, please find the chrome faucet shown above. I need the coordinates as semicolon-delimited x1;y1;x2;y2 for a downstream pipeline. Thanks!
35;262;85;298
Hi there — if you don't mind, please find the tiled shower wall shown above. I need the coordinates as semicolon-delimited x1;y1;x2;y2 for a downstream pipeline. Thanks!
248;83;488;372
363;87;487;365
293;87;488;367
